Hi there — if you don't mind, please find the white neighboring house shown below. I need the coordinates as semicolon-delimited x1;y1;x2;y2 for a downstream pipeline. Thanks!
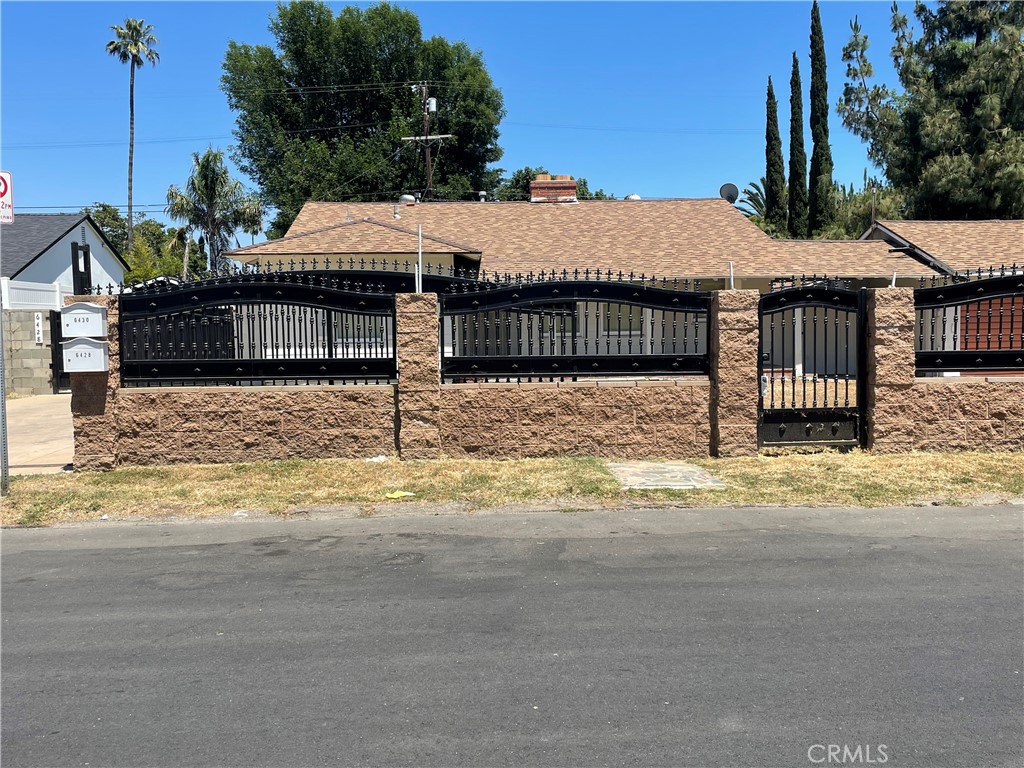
1;213;127;309
1;214;127;395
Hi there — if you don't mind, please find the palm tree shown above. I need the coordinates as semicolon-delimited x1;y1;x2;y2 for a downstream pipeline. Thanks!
165;148;264;273
164;225;201;279
737;178;767;219
107;18;160;258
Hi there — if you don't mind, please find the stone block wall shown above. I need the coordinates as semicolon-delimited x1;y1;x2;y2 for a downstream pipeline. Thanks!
876;378;1024;452
114;387;395;465
67;295;395;469
395;293;442;459
67;287;1022;470
68;296;119;470
3;309;55;396
867;288;1024;452
710;290;760;457
438;379;712;459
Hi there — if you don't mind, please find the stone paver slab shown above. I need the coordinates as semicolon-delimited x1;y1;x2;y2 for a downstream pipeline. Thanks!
607;460;727;490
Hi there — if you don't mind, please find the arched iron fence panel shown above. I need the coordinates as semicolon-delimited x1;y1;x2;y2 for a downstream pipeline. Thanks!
439;277;711;381
118;272;396;386
914;271;1024;373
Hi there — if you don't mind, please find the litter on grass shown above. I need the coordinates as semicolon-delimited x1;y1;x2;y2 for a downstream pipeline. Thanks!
385;491;415;499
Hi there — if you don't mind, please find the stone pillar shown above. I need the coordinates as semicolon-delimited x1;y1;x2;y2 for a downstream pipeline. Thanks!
66;295;119;470
394;293;442;459
711;290;760;457
866;288;916;453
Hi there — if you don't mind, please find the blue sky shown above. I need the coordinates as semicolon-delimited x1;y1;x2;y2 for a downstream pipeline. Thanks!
1;1;907;239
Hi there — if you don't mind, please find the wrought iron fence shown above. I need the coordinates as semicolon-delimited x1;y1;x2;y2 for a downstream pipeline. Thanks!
758;280;867;448
438;271;710;381
90;258;483;298
914;265;1024;373
759;281;865;411
116;270;396;387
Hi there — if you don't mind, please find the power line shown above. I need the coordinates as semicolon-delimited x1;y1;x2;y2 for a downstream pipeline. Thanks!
225;79;455;98
2;120;392;151
504;121;758;135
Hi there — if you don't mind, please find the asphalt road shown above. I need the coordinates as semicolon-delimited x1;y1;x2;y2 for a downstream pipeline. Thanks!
3;506;1022;768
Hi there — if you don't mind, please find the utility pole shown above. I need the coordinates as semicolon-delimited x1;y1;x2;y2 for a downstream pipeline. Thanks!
421;84;433;200
401;82;451;201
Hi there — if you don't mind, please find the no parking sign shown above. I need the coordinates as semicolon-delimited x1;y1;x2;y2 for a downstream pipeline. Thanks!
0;171;12;223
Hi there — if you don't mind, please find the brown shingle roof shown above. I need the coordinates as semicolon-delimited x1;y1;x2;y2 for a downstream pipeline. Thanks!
764;239;936;278
232;199;939;278
229;217;481;259
870;219;1024;273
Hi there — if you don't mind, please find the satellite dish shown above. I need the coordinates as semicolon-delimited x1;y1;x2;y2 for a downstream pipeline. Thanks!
719;183;739;204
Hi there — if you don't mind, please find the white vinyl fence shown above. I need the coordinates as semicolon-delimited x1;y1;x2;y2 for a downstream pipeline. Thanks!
1;278;73;310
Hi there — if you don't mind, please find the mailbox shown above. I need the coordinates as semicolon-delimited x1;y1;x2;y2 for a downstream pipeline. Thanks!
61;338;109;373
61;302;107;338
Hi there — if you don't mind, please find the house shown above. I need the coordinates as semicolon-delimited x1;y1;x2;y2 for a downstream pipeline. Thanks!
1;213;127;300
860;219;1024;275
227;176;940;289
1;213;127;396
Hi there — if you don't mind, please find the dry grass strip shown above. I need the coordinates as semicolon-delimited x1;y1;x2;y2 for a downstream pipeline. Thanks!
3;452;1022;527
1;457;618;526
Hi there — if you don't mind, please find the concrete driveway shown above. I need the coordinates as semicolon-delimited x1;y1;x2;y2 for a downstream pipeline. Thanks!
3;394;72;475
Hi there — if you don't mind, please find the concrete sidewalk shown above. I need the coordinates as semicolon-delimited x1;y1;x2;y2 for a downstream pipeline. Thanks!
4;394;73;475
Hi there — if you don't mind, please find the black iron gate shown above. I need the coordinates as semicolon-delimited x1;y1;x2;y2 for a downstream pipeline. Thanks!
48;310;71;393
757;283;867;448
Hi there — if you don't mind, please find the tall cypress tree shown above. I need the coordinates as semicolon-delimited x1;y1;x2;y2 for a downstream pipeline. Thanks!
787;51;809;238
764;77;787;234
808;0;834;235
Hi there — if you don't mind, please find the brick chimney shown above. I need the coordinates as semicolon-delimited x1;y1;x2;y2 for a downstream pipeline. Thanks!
529;173;578;204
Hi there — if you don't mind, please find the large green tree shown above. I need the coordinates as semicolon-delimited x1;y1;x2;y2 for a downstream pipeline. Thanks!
575;177;614;200
838;1;1024;219
165;149;264;272
82;203;205;278
222;1;505;237
106;18;159;258
808;1;835;235
787;52;809;238
494;166;548;201
818;177;907;240
82;202;132;255
764;77;788;234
